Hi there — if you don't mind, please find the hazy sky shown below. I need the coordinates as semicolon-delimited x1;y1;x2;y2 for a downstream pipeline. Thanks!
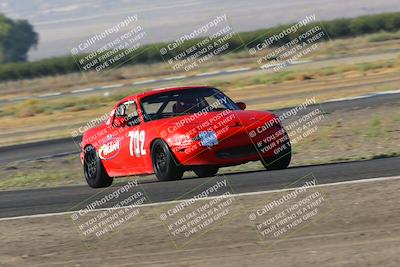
1;0;400;60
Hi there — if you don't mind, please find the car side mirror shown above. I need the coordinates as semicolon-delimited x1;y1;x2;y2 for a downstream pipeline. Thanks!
113;116;127;127
236;102;246;110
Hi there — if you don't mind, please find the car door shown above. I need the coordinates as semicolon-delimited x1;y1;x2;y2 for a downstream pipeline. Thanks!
106;100;148;176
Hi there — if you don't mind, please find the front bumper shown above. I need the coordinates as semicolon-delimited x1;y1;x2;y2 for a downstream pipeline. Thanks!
172;123;289;167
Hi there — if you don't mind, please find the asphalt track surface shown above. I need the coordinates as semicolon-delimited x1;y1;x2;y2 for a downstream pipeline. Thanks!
0;91;399;220
1;91;399;164
0;157;399;219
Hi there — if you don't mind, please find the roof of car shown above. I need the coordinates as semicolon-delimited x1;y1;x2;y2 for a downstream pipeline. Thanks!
118;85;213;104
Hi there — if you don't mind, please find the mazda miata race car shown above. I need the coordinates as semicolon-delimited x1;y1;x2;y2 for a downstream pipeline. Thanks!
81;86;291;188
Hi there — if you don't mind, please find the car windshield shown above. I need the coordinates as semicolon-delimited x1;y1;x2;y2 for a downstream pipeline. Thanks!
140;88;239;121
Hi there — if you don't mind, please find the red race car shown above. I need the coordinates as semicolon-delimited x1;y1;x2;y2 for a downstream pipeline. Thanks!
81;86;291;188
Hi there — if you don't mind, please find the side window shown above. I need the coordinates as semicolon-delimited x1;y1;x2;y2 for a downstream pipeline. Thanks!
116;101;140;126
140;102;162;121
116;104;126;117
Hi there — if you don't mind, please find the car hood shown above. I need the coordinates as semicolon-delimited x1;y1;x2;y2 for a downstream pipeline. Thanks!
164;110;277;133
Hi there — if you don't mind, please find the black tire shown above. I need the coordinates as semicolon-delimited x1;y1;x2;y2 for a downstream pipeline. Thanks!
262;143;291;170
193;167;219;178
151;139;184;181
83;146;113;188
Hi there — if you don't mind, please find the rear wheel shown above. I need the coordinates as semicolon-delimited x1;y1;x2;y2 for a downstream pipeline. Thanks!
83;146;113;188
151;140;183;181
193;167;219;178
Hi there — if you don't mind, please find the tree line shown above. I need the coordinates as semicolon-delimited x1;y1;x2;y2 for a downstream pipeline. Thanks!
0;12;399;82
0;13;38;63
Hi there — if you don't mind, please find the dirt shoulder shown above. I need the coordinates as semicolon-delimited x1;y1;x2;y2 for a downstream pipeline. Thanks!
0;178;399;266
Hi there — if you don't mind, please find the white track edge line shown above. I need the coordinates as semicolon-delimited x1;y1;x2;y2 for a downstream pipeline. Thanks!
0;175;399;222
133;79;157;85
71;88;95;94
322;89;400;103
38;92;62;97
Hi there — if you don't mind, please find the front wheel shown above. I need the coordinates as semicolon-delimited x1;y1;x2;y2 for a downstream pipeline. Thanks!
151;140;184;181
262;144;291;170
83;146;113;188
